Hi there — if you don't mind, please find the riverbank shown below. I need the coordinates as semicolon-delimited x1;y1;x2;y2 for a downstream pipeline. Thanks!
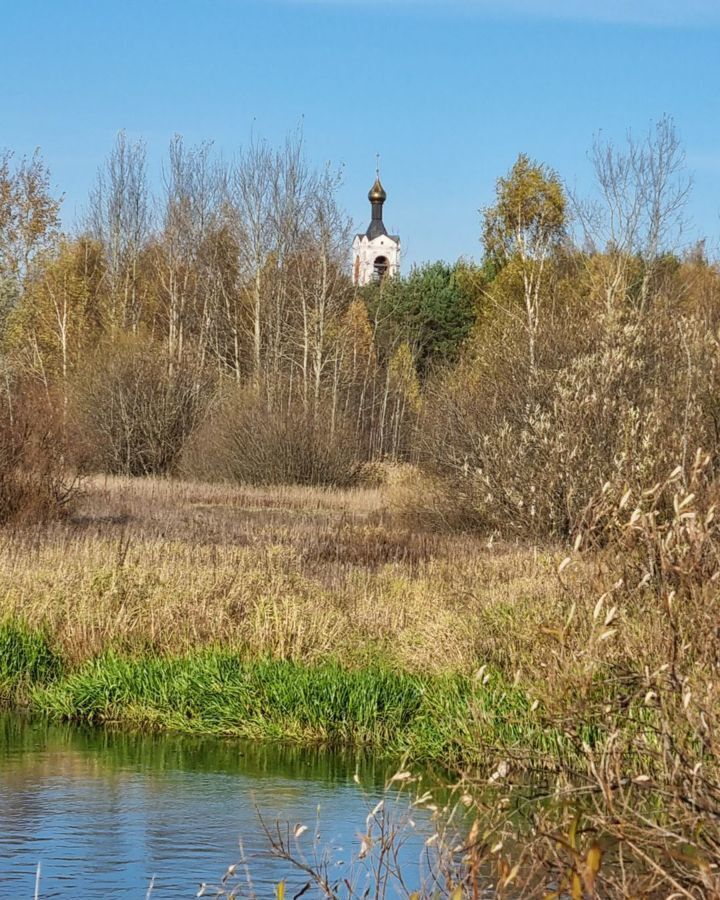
3;475;720;893
1;619;576;765
0;476;664;769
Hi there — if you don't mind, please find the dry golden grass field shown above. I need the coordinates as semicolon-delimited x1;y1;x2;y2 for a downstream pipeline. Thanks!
0;474;568;674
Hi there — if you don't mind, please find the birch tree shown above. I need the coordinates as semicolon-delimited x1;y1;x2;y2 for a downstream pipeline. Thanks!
156;137;223;367
291;164;353;411
228;137;276;386
0;150;61;286
483;154;566;377
88;131;150;330
575;116;691;312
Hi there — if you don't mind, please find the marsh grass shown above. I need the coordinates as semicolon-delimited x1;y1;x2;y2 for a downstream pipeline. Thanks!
0;473;703;775
0;476;591;765
0;476;661;771
0;476;566;676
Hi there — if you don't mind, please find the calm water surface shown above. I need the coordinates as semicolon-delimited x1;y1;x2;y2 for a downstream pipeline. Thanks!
0;714;430;898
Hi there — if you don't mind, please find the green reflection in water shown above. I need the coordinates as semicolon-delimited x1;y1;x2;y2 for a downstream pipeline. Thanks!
0;710;401;789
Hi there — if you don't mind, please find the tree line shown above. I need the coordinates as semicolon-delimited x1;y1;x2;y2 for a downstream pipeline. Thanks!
2;118;720;537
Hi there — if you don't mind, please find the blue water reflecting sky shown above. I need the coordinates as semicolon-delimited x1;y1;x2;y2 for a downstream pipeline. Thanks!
0;716;433;898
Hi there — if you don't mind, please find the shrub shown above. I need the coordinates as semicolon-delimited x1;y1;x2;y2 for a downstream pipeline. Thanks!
410;301;720;540
0;384;77;526
541;454;720;896
182;384;364;488
75;337;211;476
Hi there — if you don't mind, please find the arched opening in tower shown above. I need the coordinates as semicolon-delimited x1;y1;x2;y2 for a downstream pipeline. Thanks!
373;256;389;281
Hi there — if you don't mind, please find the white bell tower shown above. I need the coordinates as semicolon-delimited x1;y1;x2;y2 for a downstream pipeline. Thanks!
352;164;400;287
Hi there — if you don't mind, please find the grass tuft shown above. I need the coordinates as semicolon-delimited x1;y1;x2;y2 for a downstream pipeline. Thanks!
0;619;63;700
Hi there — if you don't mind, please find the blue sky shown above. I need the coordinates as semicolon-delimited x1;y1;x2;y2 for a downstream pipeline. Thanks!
2;0;719;267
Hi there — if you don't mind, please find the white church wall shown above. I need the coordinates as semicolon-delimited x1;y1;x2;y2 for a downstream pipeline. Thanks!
352;234;400;286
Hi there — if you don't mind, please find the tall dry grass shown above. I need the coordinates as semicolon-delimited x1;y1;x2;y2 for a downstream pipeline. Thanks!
0;476;564;676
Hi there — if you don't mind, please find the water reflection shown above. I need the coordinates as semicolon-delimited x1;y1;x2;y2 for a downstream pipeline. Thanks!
0;714;428;898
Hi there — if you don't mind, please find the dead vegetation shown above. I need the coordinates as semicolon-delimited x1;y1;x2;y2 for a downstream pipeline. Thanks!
0;475;559;673
422;452;720;897
0;384;78;527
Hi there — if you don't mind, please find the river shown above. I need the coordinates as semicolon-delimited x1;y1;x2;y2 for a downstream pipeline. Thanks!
0;713;433;898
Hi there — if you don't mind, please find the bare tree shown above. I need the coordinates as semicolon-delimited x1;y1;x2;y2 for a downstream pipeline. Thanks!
227;129;319;398
291;163;353;413
156;136;224;367
265;130;314;392
88;131;150;329
575;116;692;311
228;136;276;386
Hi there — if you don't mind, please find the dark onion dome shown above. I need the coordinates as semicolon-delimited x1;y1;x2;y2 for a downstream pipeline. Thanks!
368;178;387;203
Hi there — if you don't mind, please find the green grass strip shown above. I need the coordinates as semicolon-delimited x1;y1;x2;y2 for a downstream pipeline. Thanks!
25;650;559;764
1;621;573;764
